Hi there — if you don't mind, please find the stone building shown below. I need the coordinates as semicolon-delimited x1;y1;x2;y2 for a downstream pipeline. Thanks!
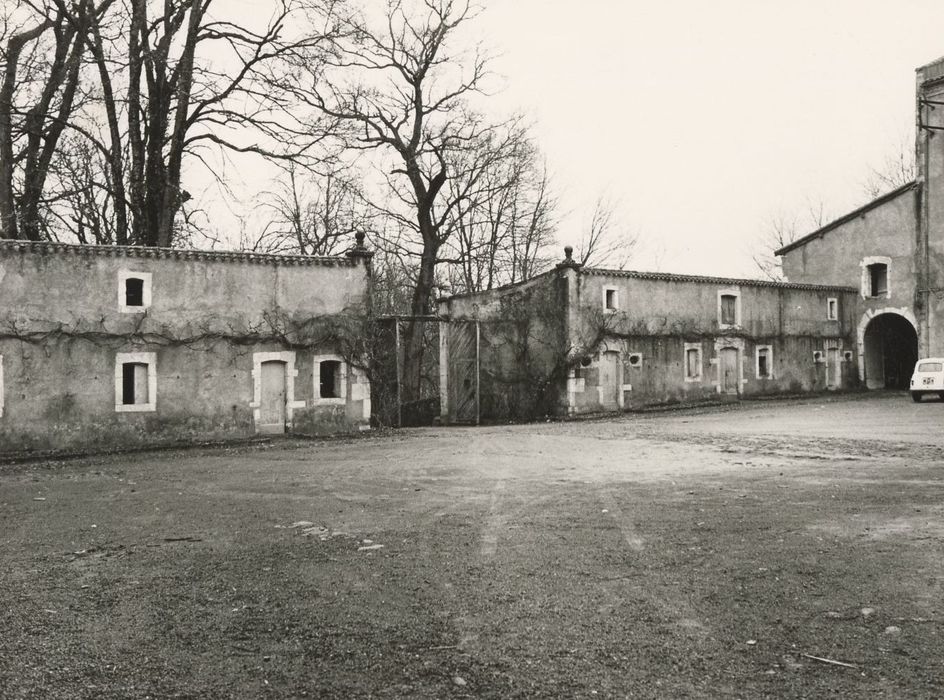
774;55;944;389
438;251;858;419
438;53;944;419
0;239;372;452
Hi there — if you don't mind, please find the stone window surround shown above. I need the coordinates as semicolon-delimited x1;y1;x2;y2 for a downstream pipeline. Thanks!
683;342;703;382
313;354;347;405
602;286;620;313
860;256;891;300
114;351;157;412
827;297;838;320
626;352;643;368
755;344;773;379
717;287;741;329
249;351;306;426
118;269;152;313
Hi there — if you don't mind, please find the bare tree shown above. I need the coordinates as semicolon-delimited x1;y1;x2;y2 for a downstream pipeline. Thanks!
440;122;557;294
252;163;372;255
575;196;637;269
303;0;497;397
1;0;347;245
752;199;829;281
864;139;916;199
0;0;113;240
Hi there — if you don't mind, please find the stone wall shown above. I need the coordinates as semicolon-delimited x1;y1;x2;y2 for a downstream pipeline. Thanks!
0;241;372;452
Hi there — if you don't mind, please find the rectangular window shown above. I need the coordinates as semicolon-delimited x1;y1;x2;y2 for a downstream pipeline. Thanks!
125;278;144;307
313;355;347;403
684;342;702;382
115;352;157;412
118;270;152;313
827;298;837;320
720;294;738;326
869;263;888;297
320;360;341;398
122;363;149;404
686;349;700;378
603;286;619;312
756;346;772;379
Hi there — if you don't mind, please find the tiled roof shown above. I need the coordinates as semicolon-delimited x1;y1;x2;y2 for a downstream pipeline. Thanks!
584;267;857;293
0;239;363;266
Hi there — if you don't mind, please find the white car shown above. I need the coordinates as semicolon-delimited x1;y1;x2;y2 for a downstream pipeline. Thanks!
910;358;944;402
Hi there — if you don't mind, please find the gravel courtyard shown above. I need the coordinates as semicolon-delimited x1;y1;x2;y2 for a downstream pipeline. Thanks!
2;392;944;698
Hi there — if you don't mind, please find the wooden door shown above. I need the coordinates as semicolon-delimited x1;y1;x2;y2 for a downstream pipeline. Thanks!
447;321;478;424
599;351;621;411
827;347;840;389
259;360;287;434
720;347;739;395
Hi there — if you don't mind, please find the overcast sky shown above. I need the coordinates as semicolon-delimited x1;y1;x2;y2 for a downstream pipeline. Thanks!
467;0;944;276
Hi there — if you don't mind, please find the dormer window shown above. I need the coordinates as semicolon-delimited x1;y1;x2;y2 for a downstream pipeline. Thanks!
118;270;152;313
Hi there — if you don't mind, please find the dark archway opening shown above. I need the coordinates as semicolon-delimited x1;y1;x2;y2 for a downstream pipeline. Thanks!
863;313;918;389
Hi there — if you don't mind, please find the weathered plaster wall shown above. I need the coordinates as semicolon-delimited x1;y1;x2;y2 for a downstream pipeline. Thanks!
438;271;570;420
439;264;858;418
0;241;371;452
569;271;858;410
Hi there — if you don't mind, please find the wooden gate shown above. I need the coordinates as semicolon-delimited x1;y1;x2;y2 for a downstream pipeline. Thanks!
445;320;480;424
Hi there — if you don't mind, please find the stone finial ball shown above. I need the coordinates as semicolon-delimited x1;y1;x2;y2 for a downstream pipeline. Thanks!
564;245;573;259
355;231;366;246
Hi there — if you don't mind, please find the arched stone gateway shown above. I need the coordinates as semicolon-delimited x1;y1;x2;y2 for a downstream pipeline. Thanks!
858;310;918;389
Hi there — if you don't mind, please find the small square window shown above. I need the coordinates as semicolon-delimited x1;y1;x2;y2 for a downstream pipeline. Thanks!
627;353;642;368
827;298;838;320
118;270;152;313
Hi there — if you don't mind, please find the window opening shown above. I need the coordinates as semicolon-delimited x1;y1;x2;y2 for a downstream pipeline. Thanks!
827;298;837;320
686;348;701;379
320;360;342;399
627;353;642;368
122;362;149;405
720;294;737;326
604;288;618;311
125;277;144;307
757;348;770;378
868;263;888;297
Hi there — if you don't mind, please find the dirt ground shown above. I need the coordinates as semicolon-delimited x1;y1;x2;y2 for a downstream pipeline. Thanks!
2;392;944;699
